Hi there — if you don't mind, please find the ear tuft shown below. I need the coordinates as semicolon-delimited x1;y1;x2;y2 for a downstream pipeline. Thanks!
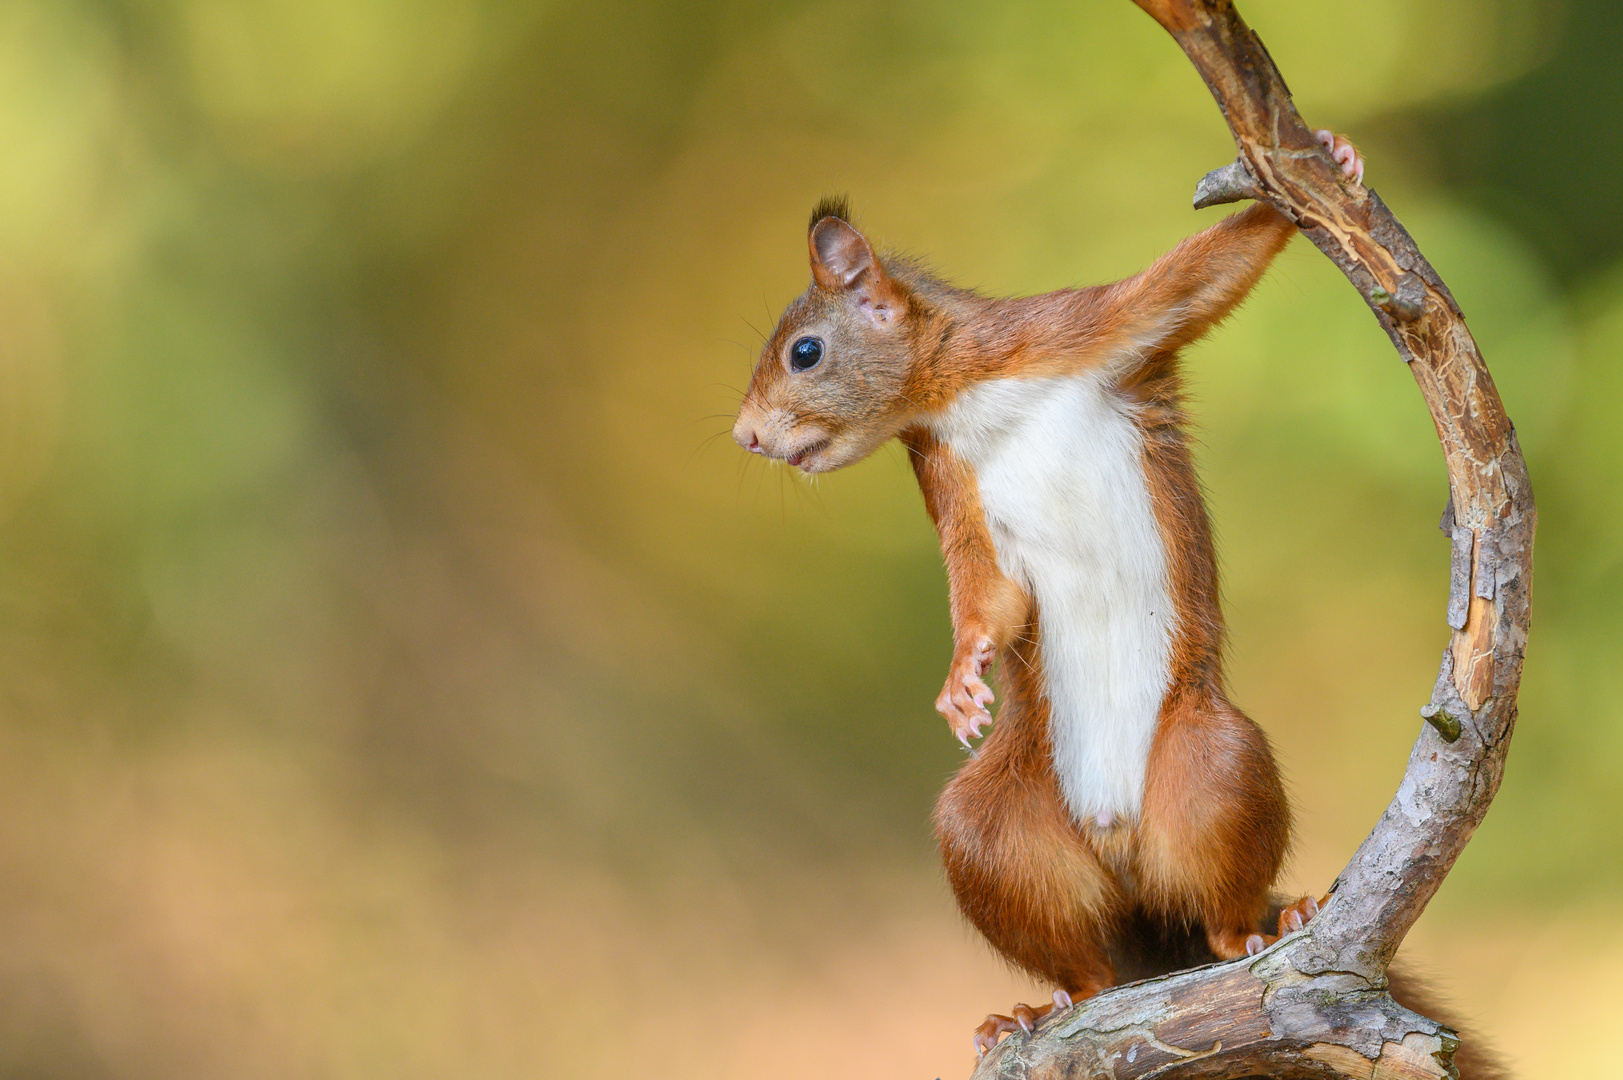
808;194;852;234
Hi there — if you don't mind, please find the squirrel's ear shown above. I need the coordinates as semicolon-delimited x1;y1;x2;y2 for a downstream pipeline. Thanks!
809;217;905;322
809;217;878;291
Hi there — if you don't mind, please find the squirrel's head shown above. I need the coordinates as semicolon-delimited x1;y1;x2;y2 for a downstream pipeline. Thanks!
733;200;921;474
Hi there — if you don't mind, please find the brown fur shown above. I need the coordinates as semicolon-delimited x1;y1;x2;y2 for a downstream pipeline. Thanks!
733;201;1502;1075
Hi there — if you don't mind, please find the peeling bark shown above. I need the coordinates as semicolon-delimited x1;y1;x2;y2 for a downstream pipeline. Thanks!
968;2;1534;1077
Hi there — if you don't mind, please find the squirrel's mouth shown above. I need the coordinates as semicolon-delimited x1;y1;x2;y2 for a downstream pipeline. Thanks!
786;438;832;469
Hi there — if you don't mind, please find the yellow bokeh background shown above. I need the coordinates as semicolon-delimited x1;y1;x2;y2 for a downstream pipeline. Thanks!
0;1;1618;1077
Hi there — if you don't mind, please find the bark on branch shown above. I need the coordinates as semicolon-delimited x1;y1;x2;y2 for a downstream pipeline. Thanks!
969;2;1534;1077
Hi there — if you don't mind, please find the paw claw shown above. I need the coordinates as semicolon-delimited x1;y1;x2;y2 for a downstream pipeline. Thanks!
1276;893;1328;938
1245;933;1267;956
1053;989;1073;1010
974;1013;1017;1055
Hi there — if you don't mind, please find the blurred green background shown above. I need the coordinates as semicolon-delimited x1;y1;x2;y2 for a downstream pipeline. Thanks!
1;1;1619;1077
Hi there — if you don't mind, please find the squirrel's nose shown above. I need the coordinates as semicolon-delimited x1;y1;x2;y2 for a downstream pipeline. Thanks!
732;416;764;454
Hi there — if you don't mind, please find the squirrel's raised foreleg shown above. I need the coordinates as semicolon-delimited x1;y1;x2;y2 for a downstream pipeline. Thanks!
903;428;1027;748
1084;131;1364;365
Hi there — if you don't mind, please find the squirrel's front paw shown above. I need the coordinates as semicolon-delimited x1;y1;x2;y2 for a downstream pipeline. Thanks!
936;636;996;749
1314;129;1365;185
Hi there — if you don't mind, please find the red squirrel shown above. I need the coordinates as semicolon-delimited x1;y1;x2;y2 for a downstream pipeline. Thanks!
732;133;1501;1073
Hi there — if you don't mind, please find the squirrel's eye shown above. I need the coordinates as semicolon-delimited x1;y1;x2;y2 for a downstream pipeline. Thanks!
790;336;824;372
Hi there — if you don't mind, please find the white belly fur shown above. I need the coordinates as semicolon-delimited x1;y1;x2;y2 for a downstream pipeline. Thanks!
931;373;1175;823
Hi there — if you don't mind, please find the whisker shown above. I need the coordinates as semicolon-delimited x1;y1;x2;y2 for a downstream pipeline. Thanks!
690;428;736;462
893;386;927;411
1005;634;1039;675
762;291;779;337
751;457;766;503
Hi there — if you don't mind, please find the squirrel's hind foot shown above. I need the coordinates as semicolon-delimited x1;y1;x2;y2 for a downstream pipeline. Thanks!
1273;892;1328;938
973;989;1079;1057
1209;893;1332;959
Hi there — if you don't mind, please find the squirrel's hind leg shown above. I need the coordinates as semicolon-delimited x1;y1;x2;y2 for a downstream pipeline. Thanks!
935;748;1122;990
935;690;1124;1051
1135;693;1292;961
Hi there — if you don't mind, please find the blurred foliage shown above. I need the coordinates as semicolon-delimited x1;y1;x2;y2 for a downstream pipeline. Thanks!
0;1;1618;1078
1405;0;1623;282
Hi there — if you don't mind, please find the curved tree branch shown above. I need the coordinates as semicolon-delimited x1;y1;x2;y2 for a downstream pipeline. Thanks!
968;2;1534;1077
